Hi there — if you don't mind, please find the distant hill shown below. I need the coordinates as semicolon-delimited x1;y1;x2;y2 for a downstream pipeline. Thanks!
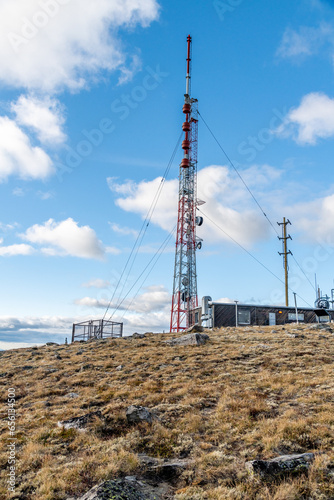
0;324;333;499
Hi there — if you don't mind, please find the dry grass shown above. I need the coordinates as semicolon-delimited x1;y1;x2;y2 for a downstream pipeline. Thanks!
0;324;334;499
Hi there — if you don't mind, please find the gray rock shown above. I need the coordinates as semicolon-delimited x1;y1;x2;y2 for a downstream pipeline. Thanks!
166;333;209;346
65;392;79;399
46;342;59;346
58;411;103;430
126;405;153;424
132;332;146;339
310;323;332;332
81;364;93;371
116;365;123;371
185;324;204;333
77;477;165;500
55;354;62;360
246;453;314;477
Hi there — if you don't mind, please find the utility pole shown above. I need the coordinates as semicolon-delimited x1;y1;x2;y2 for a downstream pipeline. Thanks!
277;218;292;307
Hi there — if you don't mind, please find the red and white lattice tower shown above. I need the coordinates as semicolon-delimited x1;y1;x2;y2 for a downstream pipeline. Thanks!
170;35;203;332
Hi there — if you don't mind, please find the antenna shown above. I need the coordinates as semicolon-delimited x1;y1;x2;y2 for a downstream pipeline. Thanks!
170;36;203;332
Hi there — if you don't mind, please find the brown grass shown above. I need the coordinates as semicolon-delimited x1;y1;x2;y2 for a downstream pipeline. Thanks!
0;324;334;499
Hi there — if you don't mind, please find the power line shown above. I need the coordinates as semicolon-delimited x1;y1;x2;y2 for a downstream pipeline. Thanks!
197;208;313;308
109;228;176;321
102;132;183;321
120;228;176;321
198;111;317;298
198;111;280;238
291;254;316;293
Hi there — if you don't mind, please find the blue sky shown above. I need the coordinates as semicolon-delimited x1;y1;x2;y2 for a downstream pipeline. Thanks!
2;0;334;348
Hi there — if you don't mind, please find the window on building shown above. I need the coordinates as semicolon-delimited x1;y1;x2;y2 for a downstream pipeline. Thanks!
288;313;305;321
238;309;251;325
319;315;330;323
195;312;199;324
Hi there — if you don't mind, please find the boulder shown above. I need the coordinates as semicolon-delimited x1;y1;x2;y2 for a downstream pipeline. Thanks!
185;324;204;333
166;333;209;346
126;405;153;424
246;453;314;477
77;477;167;500
46;342;59;346
58;411;103;430
132;332;146;339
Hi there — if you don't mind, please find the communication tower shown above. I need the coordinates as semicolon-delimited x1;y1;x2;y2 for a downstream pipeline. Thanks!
170;35;203;332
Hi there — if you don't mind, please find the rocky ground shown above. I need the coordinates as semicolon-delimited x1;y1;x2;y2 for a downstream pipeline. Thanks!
0;323;333;499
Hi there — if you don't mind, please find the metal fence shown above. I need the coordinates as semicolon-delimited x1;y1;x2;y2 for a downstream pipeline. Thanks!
72;319;123;342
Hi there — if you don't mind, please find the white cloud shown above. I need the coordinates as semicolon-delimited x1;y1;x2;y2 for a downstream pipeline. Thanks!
276;24;332;59
76;285;170;313
293;193;334;243
276;92;334;144
0;222;19;231
0;116;54;182
12;95;66;144
20;218;105;259
0;0;160;92
106;246;121;255
13;187;25;196
108;165;272;247
36;191;54;200
82;279;111;289
0;243;34;256
109;222;138;237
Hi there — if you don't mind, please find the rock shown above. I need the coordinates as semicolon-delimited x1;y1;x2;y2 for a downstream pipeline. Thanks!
55;354;62;360
21;365;34;370
76;350;84;355
65;392;79;399
132;333;145;339
81;364;93;371
147;459;190;481
166;333;209;346
46;342;59;346
185;324;204;333
77;477;167;500
310;324;332;332
126;405;153;424
246;453;314;477
58;411;103;430
116;365;123;371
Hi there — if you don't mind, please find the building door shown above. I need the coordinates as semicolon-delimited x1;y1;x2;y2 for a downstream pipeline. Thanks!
269;313;276;326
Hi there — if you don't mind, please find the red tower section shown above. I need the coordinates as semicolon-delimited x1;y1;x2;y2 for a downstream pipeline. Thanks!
170;35;202;332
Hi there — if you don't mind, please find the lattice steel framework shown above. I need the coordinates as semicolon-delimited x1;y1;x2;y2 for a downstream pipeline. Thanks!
170;35;201;332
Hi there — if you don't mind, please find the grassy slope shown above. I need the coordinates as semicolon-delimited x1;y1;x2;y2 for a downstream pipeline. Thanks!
0;325;333;500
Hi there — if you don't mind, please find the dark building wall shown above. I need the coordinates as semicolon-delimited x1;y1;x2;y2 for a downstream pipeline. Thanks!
213;304;319;327
192;303;334;328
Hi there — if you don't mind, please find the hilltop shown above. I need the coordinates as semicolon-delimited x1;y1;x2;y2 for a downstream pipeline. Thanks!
0;324;334;499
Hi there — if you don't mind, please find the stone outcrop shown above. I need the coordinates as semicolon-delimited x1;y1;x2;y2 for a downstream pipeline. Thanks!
166;333;209;346
246;453;314;477
126;405;153;424
58;411;103;430
76;476;170;500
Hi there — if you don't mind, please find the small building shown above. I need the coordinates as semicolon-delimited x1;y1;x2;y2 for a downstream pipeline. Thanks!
192;297;334;328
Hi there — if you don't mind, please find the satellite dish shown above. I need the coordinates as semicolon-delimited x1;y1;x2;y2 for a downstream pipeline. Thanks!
197;242;202;250
182;277;189;286
315;297;330;309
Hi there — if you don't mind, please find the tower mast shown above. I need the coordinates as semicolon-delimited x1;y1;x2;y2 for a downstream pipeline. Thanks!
170;35;202;332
